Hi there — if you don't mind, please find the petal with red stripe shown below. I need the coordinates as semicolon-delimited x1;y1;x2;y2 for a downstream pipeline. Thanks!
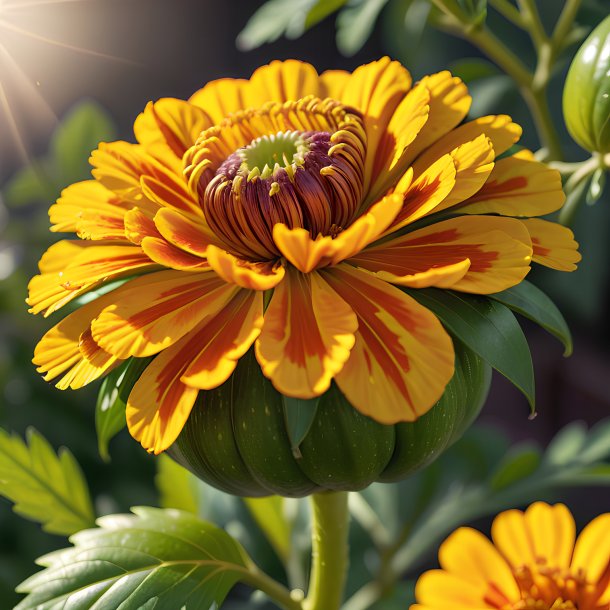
522;218;581;271
322;265;454;423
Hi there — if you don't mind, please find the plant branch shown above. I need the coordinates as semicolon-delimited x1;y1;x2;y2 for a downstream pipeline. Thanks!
552;0;584;48
240;563;303;610
489;0;527;29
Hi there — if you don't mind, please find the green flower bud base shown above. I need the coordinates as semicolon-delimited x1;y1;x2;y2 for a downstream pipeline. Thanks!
168;341;491;497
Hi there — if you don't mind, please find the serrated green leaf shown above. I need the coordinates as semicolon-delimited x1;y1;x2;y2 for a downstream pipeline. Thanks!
282;395;320;455
543;421;588;466
490;280;572;356
491;444;541;491
52;101;116;184
407;289;535;409
305;0;347;28
16;507;249;610
336;0;390;56
0;428;95;536
95;356;152;461
156;455;198;514
243;496;291;563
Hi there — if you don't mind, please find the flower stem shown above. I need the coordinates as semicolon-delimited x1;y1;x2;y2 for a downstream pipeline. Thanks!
303;491;350;610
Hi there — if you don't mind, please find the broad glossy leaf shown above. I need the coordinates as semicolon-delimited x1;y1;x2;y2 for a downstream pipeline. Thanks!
95;356;152;461
16;507;248;610
336;0;390;56
156;455;198;514
243;496;291;562
282;395;320;455
0;428;94;535
490;280;572;356
407;289;535;409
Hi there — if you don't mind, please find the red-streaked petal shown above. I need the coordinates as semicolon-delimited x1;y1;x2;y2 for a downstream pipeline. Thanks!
154;207;214;256
141;237;210;271
323;265;454;423
206;245;285;290
33;288;123;388
126;349;199;455
388;154;456;232
372;259;471;289
124;207;160;245
402;71;471;166
357;215;533;295
75;208;127;241
255;269;357;399
91;270;238;358
181;290;264;388
141;170;202;217
457;150;565;216
134;98;212;157
522;218;581;271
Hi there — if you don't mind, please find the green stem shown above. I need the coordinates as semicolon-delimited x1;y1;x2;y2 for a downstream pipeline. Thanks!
240;563;303;610
517;0;548;47
303;491;350;610
551;0;583;48
489;0;527;29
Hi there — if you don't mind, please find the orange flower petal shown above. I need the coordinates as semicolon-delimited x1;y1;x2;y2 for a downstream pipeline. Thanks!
205;245;285;290
273;194;403;272
126;349;199;455
33;289;123;389
457;151;565;216
373;259;471;289
75;208;127;241
492;503;576;571
337;57;412;191
91;270;238;358
124;207;159;245
361;215;532;295
402;71;471;166
388;154;456;231
323;265;454;423
134;98;212;157
154;207;214;257
49;180;128;234
181;290;264;389
319;69;350;100
415;569;499;608
141;236;210;271
439;527;521;601
522;218;581;271
141;169;202;217
255;269;357;399
572;513;610;584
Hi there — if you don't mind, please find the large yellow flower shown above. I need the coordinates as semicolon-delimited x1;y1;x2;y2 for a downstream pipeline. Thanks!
412;502;610;610
29;58;580;455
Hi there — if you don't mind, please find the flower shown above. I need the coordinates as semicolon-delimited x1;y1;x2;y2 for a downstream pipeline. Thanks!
29;58;580;455
412;502;610;610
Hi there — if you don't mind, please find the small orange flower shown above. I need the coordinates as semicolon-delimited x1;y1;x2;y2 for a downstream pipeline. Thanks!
412;502;610;610
28;58;580;454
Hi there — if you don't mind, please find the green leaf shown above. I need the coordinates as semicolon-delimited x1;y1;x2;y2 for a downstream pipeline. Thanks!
305;0;347;28
95;357;152;461
490;444;541;491
236;0;314;50
456;0;487;24
586;167;606;205
16;507;248;610
52;101;116;185
0;428;95;536
407;289;535;409
449;57;500;83
2;159;58;207
543;421;588;466
490;280;572;356
578;419;610;463
243;496;291;562
155;455;199;514
282;395;320;455
336;0;390;56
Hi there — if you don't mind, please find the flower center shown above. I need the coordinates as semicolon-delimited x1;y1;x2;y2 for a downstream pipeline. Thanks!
183;96;367;260
236;130;309;179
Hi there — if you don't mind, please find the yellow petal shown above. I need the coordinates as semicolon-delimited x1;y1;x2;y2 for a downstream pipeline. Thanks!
457;152;565;216
206;245;285;290
154;207;215;256
134;98;212;157
189;77;249;123
492;503;576;571
522;219;581;271
572;513;610;584
439;527;521;600
141;237;210;271
91;270;238;358
255;269;357;398
323;265;454;423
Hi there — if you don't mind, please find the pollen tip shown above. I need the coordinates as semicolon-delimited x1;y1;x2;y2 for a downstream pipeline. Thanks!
269;182;280;197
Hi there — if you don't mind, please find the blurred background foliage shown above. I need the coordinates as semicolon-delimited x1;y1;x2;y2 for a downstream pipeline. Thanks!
0;0;609;607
